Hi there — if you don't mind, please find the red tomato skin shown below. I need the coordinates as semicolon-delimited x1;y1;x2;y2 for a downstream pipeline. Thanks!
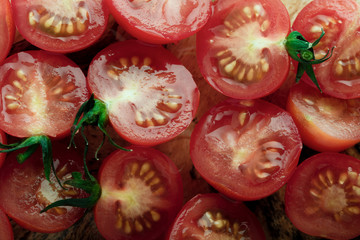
285;152;360;239
11;0;109;53
190;98;302;201
105;0;212;44
0;130;7;168
292;0;360;99
0;143;87;233
94;146;183;240
286;82;360;152
0;50;89;139
0;0;15;64
0;209;13;240
167;193;266;240
87;40;200;146
196;0;291;99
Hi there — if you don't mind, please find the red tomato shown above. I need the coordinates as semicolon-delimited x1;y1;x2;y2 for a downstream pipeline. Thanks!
0;130;6;168
196;0;291;99
190;98;302;201
285;152;360;239
0;209;13;240
292;0;360;99
105;0;212;44
94;146;183;240
11;0;109;53
0;143;88;233
287;82;360;152
167;193;266;240
0;0;15;63
87;40;200;146
0;50;89;138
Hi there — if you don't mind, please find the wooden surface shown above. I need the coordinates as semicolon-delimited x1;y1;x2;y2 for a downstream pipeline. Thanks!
7;1;360;239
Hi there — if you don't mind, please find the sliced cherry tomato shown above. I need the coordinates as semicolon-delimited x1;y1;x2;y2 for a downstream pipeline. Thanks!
285;152;360;239
287;82;360;152
167;193;266;240
0;209;13;240
190;98;302;201
292;0;360;99
0;0;15;63
94;146;183;240
11;0;109;53
0;143;87;233
196;0;291;99
87;40;199;146
0;50;89;138
105;0;212;44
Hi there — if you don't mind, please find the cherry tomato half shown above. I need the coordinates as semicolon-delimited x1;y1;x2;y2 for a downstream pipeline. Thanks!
0;50;89;138
0;143;87;233
167;193;266;240
287;81;360;152
285;152;360;239
190;98;302;201
94;146;183;240
0;0;15;63
87;40;200;146
0;209;13;240
11;0;109;53
293;0;360;99
197;0;291;99
105;0;212;44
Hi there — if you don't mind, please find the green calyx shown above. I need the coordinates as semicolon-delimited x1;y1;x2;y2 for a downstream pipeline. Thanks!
69;94;130;159
0;135;63;187
285;28;334;92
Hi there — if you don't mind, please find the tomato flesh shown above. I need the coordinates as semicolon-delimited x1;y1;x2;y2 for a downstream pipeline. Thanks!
196;0;290;99
0;0;15;64
0;143;87;233
105;0;212;44
87;40;199;146
167;193;266;240
190;98;302;200
94;146;183;240
12;0;109;53
285;152;360;239
0;51;89;138
287;82;360;152
292;0;360;99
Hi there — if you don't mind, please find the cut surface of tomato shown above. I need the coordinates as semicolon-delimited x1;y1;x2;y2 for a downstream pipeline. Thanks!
0;50;89;138
94;146;183;240
0;0;15;64
11;0;109;53
196;0;291;99
105;0;212;44
0;143;87;233
190;98;302;201
285;152;360;239
287;82;360;152
87;40;200;146
167;193;266;240
292;0;360;99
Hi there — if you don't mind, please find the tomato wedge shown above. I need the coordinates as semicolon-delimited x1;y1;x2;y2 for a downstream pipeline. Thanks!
0;143;87;233
287;82;360;152
0;209;13;240
11;0;109;53
292;0;360;99
167;193;266;240
196;0;291;99
87;40;199;146
0;50;89;138
190;98;302;200
285;152;360;239
0;0;15;64
105;0;212;44
94;146;183;240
